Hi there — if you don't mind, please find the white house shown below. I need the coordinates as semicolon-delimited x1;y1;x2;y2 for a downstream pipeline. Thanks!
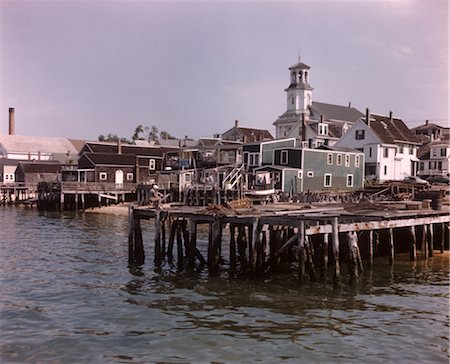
334;112;421;182
418;140;450;177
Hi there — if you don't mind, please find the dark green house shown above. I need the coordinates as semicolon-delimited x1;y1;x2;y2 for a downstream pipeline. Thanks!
255;147;365;193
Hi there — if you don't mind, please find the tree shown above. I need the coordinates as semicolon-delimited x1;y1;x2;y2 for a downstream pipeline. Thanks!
98;133;130;143
160;130;176;140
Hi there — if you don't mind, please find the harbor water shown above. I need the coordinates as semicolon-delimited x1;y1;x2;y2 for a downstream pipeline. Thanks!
1;207;449;363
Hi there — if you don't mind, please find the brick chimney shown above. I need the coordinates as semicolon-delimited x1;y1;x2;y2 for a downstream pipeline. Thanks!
365;108;370;128
301;113;306;142
235;120;239;128
8;107;15;135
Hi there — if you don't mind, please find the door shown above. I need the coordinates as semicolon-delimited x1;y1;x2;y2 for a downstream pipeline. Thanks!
115;169;124;189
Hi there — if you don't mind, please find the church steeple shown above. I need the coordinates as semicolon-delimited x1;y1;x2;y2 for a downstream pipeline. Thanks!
285;60;314;114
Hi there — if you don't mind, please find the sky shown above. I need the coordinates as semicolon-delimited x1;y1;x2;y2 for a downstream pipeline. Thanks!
0;0;448;141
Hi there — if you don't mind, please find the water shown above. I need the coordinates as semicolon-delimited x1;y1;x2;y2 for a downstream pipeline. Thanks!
1;207;448;363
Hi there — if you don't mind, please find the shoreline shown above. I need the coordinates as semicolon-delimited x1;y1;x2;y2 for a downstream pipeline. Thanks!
83;203;131;216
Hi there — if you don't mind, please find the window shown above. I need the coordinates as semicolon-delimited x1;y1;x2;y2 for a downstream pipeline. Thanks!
281;151;288;165
429;161;436;169
307;171;314;177
327;153;333;165
345;154;350;167
243;152;249;165
324;173;332;187
185;173;191;182
355;155;360;168
369;147;372;158
384;148;389;158
384;166;387;175
355;130;365;140
127;173;133;181
249;153;259;166
346;174;354;187
291;96;295;105
398;145;404;154
409;145;413;155
149;159;156;170
318;123;328;136
432;149;437;157
297;171;303;178
337;154;342;166
438;161;442;170
441;148;447;157
419;162;424;171
99;172;107;181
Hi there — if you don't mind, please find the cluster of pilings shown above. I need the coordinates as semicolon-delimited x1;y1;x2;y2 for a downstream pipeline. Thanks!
128;204;449;286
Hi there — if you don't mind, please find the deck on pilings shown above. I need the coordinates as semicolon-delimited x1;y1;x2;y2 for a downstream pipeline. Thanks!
128;201;450;285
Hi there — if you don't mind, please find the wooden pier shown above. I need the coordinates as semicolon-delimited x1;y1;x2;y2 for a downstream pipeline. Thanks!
128;200;449;286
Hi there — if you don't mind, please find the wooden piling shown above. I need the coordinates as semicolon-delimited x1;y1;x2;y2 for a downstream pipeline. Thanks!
322;233;329;274
409;225;417;261
331;217;340;287
187;219;197;271
428;223;434;257
368;230;374;267
388;228;395;265
176;224;183;269
298;220;306;283
128;205;145;265
154;210;162;267
167;219;176;262
208;216;222;275
422;224;428;259
441;223;445;253
305;235;318;282
229;224;237;272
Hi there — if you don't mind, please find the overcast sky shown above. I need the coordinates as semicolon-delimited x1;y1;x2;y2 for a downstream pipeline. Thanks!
0;0;448;141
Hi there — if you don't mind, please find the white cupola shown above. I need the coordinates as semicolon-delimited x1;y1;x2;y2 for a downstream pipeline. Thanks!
285;60;314;114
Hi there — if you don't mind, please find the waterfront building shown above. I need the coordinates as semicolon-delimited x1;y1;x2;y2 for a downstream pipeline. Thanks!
272;60;364;146
335;111;421;182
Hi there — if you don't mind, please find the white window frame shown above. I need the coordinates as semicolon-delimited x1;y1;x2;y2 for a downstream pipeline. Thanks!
307;171;314;178
327;153;333;165
149;159;156;170
297;171;303;179
318;123;328;136
345;154;350;167
346;174;354;188
355;130;365;140
99;172;107;181
337;154;342;166
126;173;134;181
281;151;288;165
324;173;332;187
355;155;360;168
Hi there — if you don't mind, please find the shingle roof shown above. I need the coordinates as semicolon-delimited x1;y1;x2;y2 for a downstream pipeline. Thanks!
310;101;364;123
18;162;62;173
369;115;420;144
82;153;136;167
83;141;164;157
0;133;80;156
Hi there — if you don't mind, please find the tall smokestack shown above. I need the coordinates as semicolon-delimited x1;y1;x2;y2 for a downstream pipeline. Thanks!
8;108;15;135
389;111;393;122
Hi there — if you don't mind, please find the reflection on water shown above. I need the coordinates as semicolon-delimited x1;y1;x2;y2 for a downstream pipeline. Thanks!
0;207;449;363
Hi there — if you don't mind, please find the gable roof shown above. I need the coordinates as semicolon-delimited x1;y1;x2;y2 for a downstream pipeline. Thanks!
222;126;273;141
82;141;164;157
369;115;421;145
0;133;80;156
310;101;364;123
81;153;136;167
17;162;62;174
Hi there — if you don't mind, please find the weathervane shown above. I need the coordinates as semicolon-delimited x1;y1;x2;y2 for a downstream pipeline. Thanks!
298;48;301;62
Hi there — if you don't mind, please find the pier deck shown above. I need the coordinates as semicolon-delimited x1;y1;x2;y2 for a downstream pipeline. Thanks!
128;200;449;286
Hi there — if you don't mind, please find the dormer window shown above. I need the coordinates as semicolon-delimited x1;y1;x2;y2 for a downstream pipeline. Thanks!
318;123;328;136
